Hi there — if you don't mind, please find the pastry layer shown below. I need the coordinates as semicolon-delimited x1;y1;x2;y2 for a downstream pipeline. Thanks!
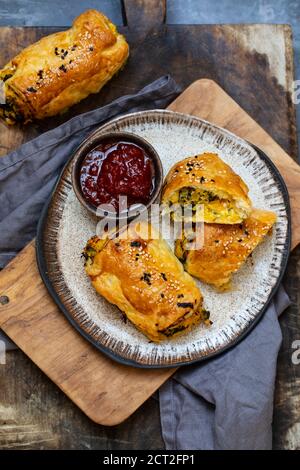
175;208;277;290
0;10;129;124
161;153;252;224
84;221;210;342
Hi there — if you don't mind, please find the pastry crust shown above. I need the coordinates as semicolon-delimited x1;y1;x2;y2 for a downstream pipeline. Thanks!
161;153;252;224
0;10;129;124
84;221;210;342
175;208;277;290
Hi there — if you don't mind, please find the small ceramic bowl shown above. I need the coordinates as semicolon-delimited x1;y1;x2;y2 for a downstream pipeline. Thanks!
71;131;163;220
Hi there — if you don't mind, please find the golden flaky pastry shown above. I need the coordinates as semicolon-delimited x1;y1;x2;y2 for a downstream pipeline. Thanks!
0;10;129;124
84;222;211;342
175;208;277;290
161;153;252;224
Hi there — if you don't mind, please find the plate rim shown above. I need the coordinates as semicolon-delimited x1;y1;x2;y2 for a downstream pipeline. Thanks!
36;109;291;369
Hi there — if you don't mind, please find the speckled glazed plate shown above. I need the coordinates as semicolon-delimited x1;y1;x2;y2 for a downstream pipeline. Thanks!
36;110;290;368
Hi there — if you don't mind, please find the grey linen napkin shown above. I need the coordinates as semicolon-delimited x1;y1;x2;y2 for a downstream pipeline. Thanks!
159;284;290;450
0;74;181;349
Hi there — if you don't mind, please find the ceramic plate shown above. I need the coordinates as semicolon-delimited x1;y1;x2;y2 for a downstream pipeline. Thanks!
36;110;290;368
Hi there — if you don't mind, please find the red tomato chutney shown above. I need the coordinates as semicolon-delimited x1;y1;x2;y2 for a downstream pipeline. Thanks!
79;140;155;211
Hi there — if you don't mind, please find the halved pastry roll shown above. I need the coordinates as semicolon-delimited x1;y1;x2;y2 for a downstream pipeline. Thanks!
175;208;277;290
0;10;129;124
161;153;252;224
83;221;210;342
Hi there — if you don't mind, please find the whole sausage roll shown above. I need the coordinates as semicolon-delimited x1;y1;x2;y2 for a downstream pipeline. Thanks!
83;222;210;342
175;208;277;290
0;10;129;124
161;153;252;224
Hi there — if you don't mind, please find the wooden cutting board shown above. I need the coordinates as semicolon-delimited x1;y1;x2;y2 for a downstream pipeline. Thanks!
0;79;299;426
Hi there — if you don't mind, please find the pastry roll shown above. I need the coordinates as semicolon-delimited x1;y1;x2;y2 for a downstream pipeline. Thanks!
175;208;277;290
84;222;210;342
0;10;129;124
161;153;252;224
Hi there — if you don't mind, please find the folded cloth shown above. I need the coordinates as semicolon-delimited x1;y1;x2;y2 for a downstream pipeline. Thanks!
159;284;290;450
0;75;181;348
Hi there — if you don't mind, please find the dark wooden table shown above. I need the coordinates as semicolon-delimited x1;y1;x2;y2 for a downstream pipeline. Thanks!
0;0;299;449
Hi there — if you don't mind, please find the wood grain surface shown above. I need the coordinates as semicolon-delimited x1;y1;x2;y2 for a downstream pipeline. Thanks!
0;0;299;449
0;25;296;160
